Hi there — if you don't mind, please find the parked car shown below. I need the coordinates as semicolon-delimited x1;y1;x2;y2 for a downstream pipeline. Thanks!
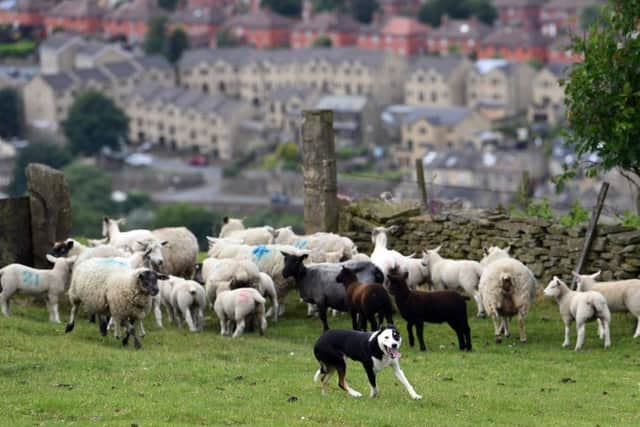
270;192;290;205
125;153;153;167
187;154;208;166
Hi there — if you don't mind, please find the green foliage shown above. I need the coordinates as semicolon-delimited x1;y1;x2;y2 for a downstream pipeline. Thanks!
166;27;190;64
143;16;168;56
158;0;179;11
419;0;496;27
559;200;590;227
312;34;332;48
0;40;36;58
62;91;129;156
336;145;368;160
8;143;72;196
262;142;301;172
261;0;302;17
580;4;604;31
619;210;640;229
560;0;640;190
511;198;555;220
152;203;221;250
216;28;242;47
0;87;22;138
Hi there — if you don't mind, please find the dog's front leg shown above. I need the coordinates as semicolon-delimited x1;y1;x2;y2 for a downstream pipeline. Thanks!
392;360;422;400
363;362;377;398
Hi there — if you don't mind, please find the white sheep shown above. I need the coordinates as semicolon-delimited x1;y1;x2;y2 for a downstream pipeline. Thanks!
273;226;357;260
478;246;536;343
160;277;205;332
219;217;275;245
573;271;640;338
370;226;414;284
543;276;611;350
152;227;199;278
421;246;485;316
0;255;76;323
214;287;267;337
102;217;157;253
50;238;124;266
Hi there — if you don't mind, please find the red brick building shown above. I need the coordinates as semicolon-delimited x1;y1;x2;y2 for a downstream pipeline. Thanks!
103;0;165;43
228;8;292;49
379;0;422;17
44;0;103;34
291;12;360;48
427;15;491;55
547;35;582;62
494;0;545;31
478;26;549;62
170;5;225;47
0;0;53;27
358;16;430;56
540;0;596;37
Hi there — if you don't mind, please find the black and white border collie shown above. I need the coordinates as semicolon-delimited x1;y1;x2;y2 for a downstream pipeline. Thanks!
312;325;422;400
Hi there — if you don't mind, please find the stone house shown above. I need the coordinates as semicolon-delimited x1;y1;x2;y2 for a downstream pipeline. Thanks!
527;62;569;126
404;56;471;106
315;94;379;147
263;87;317;142
44;0;103;35
466;59;536;120
427;15;491;56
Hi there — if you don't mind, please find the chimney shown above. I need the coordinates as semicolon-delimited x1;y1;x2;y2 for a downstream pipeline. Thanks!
302;0;312;22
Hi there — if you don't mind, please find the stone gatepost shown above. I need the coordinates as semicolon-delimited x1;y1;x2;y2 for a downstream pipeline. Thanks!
302;110;337;234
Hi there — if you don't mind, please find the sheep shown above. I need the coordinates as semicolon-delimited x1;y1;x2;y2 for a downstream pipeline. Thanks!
206;238;306;315
214;287;267;337
158;276;206;332
336;266;393;331
50;239;123;266
543;276;611;351
219;217;275;245
105;268;166;349
102;216;157;253
387;267;471;351
281;253;385;331
273;226;357;261
370;226;414;285
0;255;77;323
152;227;199;278
421;246;485;317
478;246;536;343
572;271;640;338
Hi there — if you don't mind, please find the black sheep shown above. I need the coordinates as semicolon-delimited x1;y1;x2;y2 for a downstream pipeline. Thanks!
387;268;472;351
336;267;393;331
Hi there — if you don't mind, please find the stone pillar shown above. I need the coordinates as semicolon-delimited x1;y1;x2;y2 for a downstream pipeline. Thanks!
302;110;337;234
0;197;33;266
26;163;72;267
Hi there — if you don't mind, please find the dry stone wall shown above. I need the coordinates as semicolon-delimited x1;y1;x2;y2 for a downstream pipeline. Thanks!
338;198;640;286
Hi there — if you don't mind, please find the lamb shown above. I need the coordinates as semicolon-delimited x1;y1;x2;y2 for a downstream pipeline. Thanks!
543;276;611;351
273;226;357;261
102;217;157;253
370;226;414;285
336;266;393;331
158;276;206;332
421;246;485;317
0;255;77;323
281;253;385;331
387;267;471;351
478;246;536;343
572;271;640;338
214;287;267;337
50;239;123;266
152;227;199;278
219;217;275;245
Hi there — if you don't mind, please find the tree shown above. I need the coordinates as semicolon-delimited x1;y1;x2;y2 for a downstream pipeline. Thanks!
350;0;379;24
143;16;168;56
8;142;72;196
261;0;302;17
560;1;640;208
418;0;496;27
62;91;128;156
580;4;604;31
312;34;332;47
152;203;222;250
166;27;190;64
0;87;22;138
158;0;179;11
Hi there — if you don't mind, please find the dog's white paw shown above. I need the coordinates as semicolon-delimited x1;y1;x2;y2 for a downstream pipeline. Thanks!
348;389;362;398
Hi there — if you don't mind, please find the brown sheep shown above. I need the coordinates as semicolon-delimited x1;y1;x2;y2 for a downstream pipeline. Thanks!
336;266;393;331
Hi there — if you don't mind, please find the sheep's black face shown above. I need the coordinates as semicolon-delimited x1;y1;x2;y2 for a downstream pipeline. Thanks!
50;240;74;257
281;252;307;279
137;270;163;296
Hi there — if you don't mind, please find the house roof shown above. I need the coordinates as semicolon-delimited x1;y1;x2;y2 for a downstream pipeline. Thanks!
73;67;109;83
107;0;165;21
401;105;472;126
472;58;515;75
101;59;138;77
134;55;172;70
230;8;292;29
40;72;75;92
381;16;430;36
409;56;467;75
294;12;360;33
40;32;83;50
46;0;102;18
170;5;225;25
270;86;314;102
546;61;571;78
482;26;549;48
315;95;368;112
493;0;545;7
431;16;491;40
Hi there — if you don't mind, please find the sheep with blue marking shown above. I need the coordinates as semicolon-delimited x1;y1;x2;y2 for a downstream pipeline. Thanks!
273;226;358;261
218;217;276;245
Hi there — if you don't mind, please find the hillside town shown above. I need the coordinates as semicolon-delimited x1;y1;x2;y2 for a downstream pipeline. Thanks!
1;0;632;213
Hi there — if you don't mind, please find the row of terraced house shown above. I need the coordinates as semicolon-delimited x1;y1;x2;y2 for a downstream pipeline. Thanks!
0;0;595;61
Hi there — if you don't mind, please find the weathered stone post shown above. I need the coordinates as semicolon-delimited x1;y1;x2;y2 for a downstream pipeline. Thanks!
26;163;72;267
302;110;337;234
0;197;33;266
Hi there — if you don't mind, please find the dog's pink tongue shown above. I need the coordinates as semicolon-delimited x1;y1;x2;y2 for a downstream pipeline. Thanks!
390;348;401;359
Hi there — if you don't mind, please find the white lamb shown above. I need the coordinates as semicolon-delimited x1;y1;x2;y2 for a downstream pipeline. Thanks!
421;246;485;316
152;227;199;278
219;217;275;245
573;271;640;338
478;245;536;343
0;255;76;323
50;239;124;266
157;276;205;332
214;287;267;337
273;226;357;261
370;226;415;285
543;276;611;351
102;217;157;253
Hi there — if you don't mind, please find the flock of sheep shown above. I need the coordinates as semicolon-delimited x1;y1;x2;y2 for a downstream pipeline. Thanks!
1;216;640;352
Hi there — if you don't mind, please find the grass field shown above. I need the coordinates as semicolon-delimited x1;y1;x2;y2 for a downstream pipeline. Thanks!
1;292;639;427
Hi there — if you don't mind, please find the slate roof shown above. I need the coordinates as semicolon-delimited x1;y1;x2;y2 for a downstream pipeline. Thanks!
229;9;292;29
409;56;466;75
293;12;360;33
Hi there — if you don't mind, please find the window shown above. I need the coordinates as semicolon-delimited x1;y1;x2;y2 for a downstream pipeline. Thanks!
419;126;427;135
431;92;437;102
200;68;208;76
407;139;413;150
418;92;424;102
417;75;424;83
